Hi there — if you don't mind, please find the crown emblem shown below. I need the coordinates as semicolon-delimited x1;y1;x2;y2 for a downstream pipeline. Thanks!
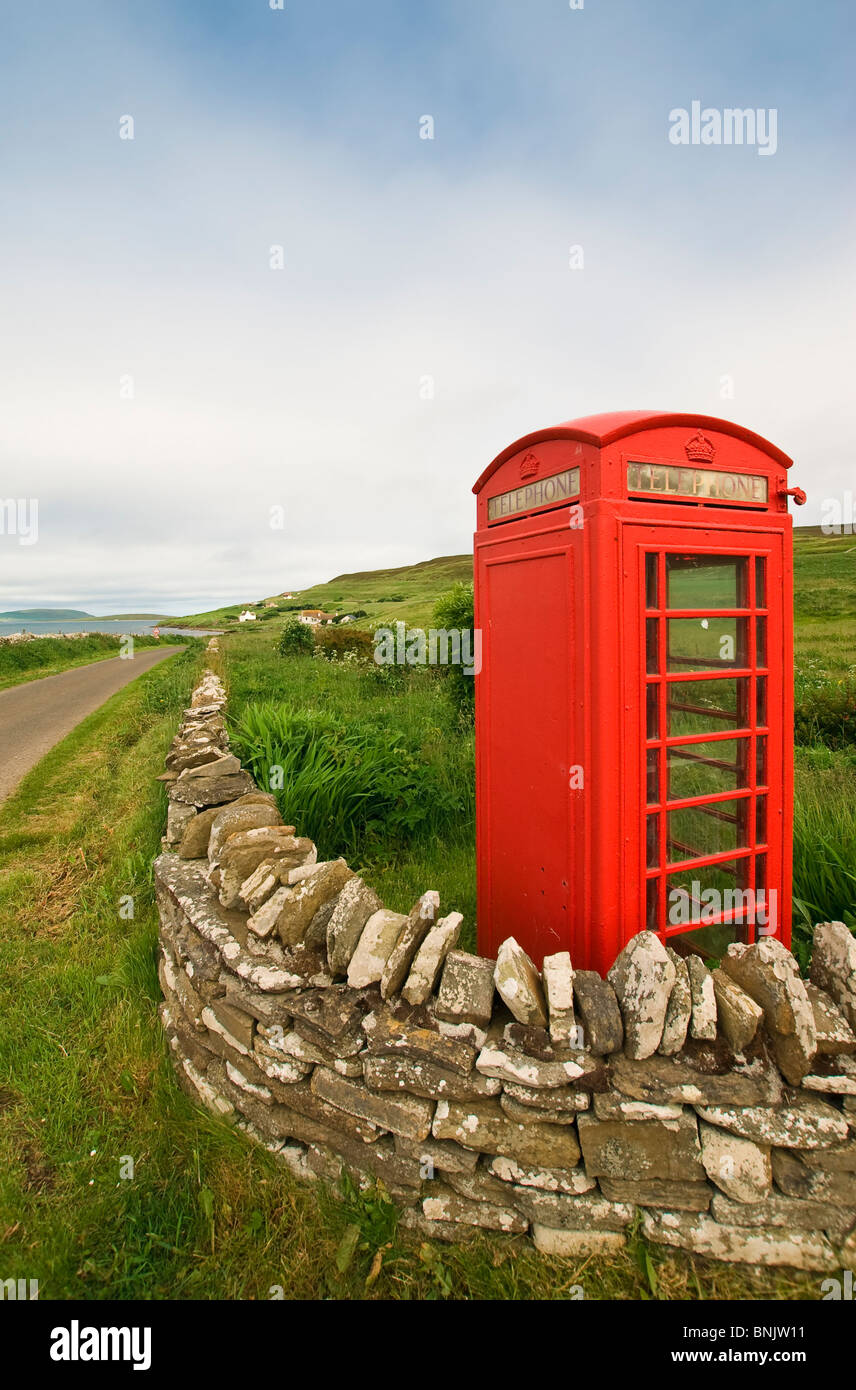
685;431;715;463
520;452;540;480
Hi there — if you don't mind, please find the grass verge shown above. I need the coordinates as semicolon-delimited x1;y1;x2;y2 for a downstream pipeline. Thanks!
0;638;821;1299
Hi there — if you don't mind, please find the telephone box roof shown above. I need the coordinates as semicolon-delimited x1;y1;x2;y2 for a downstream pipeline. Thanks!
473;410;793;494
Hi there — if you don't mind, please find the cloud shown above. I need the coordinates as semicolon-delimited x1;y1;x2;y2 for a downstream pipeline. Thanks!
0;1;852;610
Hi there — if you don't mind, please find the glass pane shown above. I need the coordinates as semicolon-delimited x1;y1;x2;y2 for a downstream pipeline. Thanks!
667;617;748;671
647;814;660;868
647;683;660;738
756;795;767;844
665;857;751;927
667;677;749;736
668;738;749;799
665;922;739;961
646;877;659;931
667;799;751;863
647;748;660;804
756;735;768;784
755;616;767;667
646;553;659;609
756;676;767;727
755;557;766;608
666;555;748;609
646;619;660;674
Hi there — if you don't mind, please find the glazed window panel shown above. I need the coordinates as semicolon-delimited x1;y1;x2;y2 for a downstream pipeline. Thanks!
667;798;751;863
666;617;748;672
666;555;748;610
667;677;749;736
667;738;749;800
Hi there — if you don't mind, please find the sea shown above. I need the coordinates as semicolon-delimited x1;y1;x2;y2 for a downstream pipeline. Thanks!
0;619;218;638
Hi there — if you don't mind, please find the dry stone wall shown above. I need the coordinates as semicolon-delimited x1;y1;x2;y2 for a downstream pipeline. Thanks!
155;656;856;1271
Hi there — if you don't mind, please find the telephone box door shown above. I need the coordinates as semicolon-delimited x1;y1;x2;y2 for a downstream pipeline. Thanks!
622;525;791;953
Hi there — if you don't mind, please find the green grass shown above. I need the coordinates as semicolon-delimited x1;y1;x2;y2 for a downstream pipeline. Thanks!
0;632;821;1300
0;632;185;692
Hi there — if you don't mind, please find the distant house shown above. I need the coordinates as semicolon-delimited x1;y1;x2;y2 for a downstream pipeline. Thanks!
281;592;296;600
298;609;336;627
238;609;257;623
264;601;277;609
339;615;356;624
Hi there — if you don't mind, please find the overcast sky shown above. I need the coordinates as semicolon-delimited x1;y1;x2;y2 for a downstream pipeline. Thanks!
0;0;853;614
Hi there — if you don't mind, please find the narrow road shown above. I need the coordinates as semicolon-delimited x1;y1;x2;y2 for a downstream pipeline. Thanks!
0;647;183;803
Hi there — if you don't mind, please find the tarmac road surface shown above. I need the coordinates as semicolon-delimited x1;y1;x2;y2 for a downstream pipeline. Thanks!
0;646;183;803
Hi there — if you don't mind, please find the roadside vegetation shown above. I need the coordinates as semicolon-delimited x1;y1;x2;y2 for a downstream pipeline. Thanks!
2;529;854;1301
0;632;188;693
0;643;816;1299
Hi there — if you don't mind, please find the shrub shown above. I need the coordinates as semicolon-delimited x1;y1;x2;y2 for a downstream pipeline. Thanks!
314;627;374;661
432;581;475;719
278;619;314;657
794;659;856;749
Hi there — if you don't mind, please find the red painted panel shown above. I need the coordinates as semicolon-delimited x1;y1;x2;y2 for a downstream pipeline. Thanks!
477;547;574;963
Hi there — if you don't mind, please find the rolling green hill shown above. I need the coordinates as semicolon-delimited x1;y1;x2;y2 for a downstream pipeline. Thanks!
171;554;473;630
165;527;856;673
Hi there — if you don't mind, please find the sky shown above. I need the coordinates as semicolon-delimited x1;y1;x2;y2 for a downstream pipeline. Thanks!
0;0;853;614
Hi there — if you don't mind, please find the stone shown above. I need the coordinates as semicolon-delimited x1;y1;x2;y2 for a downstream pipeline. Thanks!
494;937;547;1027
166;802;196;847
711;969;763;1053
432;1097;582;1169
475;1043;591;1090
178;752;241;779
394;1135;480;1176
363;1053;499;1102
254;1079;382;1145
488;1157;596;1195
810;921;856;1032
398;1209;478;1244
641;1211;839;1271
699;1120;771;1203
577;1110;704;1182
177;793;278;859
531;1227;626;1258
434;950;496;1028
225;1060;273;1105
609;1051;783;1108
711;1192;856;1240
286;985;369;1042
240;861;281;916
169;770;257;808
686;955;717;1041
422;1186;528;1234
401;913;464;1006
511;1188;633;1232
502;1081;594;1113
326;878;384;976
178;1056;235;1116
276;860;354;947
202;999;256;1055
598;1177;712;1212
310;1068;434;1141
500;1093;586;1126
247;886;292;940
807;982;856;1055
592;1094;684;1124
722;938;817;1085
658;949;692;1056
607;931;676;1060
542;952;576;1045
348;909;408;989
697;1093;848;1149
220;977;292;1026
772;1148;856;1203
802;1065;856;1096
218;831;315;909
379;891;440;999
572;971;624;1056
364;1008;477;1076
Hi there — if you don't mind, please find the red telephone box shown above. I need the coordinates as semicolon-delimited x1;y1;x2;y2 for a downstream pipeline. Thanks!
473;411;803;976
